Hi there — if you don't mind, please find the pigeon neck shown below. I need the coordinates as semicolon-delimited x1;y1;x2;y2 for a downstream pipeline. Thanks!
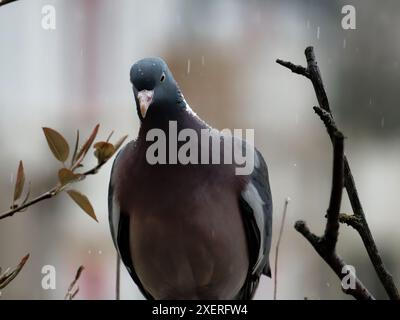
138;105;208;140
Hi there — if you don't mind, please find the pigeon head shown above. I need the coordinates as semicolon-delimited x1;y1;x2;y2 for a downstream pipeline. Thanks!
130;57;185;121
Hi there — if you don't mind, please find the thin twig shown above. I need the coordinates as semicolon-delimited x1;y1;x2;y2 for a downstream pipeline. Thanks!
295;131;373;300
322;131;344;251
116;255;121;300
276;59;310;79
0;161;107;220
343;159;399;299
64;265;84;300
339;213;363;230
304;47;332;113
0;254;30;289
274;198;290;300
277;46;400;300
295;220;373;300
313;106;338;139
71;130;80;167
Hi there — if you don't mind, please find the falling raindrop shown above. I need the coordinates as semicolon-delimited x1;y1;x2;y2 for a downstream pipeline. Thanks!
201;55;205;67
88;250;92;255
293;163;297;167
317;26;320;39
98;250;102;255
369;98;373;105
187;59;191;75
343;38;346;49
381;117;385;128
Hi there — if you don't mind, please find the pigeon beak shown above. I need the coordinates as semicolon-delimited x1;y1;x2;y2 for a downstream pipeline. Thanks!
137;90;154;118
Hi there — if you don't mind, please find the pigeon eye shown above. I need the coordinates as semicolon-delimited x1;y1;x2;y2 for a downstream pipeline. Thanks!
160;73;165;82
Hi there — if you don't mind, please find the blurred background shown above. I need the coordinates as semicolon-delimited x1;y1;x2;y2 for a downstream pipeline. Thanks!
1;0;399;300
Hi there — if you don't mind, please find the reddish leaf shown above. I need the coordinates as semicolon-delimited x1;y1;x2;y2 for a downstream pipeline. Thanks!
75;124;100;164
71;130;80;167
43;127;70;162
58;168;81;186
94;141;115;164
13;160;25;201
67;190;98;222
21;181;31;206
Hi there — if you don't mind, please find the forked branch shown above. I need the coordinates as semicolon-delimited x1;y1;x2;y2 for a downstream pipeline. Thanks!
277;46;399;300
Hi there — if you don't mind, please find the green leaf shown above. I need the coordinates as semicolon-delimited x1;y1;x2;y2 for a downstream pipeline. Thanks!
13;160;25;201
94;141;115;164
43;127;70;162
67;190;98;222
58;168;81;186
0;254;30;289
75;124;99;164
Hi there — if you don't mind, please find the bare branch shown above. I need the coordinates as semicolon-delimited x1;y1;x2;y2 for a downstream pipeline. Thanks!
277;46;400;300
294;130;374;300
311;49;399;299
322;131;344;252
295;221;373;300
339;213;363;230
313;106;338;139
304;47;331;113
276;59;310;78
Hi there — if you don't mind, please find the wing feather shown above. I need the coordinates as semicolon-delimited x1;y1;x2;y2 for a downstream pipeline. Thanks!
108;141;154;299
239;148;273;276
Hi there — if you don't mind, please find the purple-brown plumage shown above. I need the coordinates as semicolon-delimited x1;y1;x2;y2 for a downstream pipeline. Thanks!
108;57;272;299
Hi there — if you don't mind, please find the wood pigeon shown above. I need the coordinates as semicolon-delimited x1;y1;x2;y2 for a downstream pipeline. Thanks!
108;57;272;300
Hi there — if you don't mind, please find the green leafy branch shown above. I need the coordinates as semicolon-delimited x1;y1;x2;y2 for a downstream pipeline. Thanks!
0;124;127;222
